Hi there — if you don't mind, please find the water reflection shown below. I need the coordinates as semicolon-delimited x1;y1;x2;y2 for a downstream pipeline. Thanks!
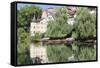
30;41;96;64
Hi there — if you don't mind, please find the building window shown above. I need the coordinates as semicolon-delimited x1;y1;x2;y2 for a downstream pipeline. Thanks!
33;31;35;33
34;26;35;28
41;22;43;24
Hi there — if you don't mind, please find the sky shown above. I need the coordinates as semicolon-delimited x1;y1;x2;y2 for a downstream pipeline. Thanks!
17;3;61;10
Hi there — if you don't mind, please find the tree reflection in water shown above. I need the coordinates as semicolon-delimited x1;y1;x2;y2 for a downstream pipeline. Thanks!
31;40;96;63
46;41;96;63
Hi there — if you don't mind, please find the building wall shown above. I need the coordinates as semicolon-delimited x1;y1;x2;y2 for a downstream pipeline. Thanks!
30;9;54;36
30;19;48;36
41;10;48;19
30;44;48;63
67;7;77;25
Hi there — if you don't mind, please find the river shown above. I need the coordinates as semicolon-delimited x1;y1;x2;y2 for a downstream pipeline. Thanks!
30;41;96;64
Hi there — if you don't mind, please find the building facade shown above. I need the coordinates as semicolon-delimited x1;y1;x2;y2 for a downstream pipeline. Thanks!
30;9;54;36
67;7;77;25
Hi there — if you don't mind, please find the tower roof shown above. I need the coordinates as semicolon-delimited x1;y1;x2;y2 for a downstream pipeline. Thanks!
32;15;36;22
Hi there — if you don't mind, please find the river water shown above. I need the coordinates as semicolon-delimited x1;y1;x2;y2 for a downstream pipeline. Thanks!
30;41;96;64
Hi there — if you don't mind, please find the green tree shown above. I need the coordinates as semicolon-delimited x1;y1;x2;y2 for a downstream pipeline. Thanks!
78;45;96;61
72;7;96;39
17;5;42;32
17;28;32;64
46;44;73;62
71;7;96;61
17;5;42;64
45;7;73;38
71;42;96;61
31;33;44;41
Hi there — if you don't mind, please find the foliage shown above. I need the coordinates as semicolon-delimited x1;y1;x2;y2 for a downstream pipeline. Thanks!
17;5;42;32
31;33;44;41
17;28;33;64
72;7;96;39
71;42;96;61
46;42;96;62
45;8;73;38
78;45;96;61
46;44;73;62
17;5;42;64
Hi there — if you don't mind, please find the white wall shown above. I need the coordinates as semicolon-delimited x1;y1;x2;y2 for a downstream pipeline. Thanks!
0;0;99;68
